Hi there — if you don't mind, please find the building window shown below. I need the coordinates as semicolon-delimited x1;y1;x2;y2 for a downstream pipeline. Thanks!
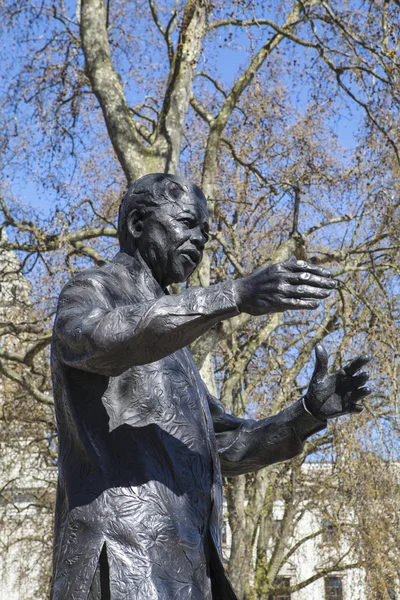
273;519;283;537
322;519;336;543
325;576;343;600
273;577;291;600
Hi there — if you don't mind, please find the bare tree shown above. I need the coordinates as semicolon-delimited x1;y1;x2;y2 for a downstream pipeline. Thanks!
0;0;399;597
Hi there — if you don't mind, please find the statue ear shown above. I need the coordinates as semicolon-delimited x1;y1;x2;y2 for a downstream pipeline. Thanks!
126;208;144;240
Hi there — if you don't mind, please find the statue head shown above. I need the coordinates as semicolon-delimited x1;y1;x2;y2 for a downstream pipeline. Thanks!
118;174;209;289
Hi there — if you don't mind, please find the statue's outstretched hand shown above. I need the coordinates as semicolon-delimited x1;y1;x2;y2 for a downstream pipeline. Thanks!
304;344;372;420
234;256;336;316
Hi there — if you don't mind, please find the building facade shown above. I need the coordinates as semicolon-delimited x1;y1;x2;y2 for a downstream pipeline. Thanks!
221;498;370;600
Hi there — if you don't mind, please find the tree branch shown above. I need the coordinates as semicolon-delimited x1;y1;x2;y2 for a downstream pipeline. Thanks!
201;2;311;212
80;0;154;180
0;360;52;406
156;0;211;173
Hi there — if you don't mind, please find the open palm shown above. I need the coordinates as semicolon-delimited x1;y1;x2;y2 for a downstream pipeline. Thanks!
305;344;371;421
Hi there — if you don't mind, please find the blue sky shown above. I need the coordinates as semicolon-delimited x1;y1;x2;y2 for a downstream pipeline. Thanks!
4;3;363;215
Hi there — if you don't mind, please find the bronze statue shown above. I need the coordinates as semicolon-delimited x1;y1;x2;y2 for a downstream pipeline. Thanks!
50;174;371;600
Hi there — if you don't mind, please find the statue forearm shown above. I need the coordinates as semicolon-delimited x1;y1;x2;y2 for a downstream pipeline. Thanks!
214;399;326;477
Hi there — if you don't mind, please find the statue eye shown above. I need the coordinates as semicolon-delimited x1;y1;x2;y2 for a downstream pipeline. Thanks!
179;218;194;227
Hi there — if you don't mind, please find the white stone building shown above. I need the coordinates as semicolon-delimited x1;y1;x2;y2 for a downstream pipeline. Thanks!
221;497;369;600
0;441;56;600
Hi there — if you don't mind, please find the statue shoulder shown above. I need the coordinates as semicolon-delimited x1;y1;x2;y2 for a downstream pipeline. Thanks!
58;262;116;305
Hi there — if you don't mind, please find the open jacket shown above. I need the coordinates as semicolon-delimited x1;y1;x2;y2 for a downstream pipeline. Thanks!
50;251;326;600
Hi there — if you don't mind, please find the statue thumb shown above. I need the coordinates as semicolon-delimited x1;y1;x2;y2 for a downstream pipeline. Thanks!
314;343;328;377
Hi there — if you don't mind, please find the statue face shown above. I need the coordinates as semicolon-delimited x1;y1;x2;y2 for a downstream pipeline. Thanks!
134;184;209;289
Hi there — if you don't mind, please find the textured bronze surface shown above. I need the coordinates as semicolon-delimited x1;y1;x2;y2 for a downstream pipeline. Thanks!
50;174;370;600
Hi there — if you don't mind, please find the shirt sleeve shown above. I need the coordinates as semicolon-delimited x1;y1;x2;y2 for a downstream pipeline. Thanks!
207;394;327;477
53;273;239;377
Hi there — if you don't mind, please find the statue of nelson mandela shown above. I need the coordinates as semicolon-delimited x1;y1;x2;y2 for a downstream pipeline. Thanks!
50;173;371;600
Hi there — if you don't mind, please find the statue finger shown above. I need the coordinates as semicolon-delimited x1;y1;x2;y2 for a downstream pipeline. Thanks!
281;284;332;299
352;386;372;399
286;273;337;289
350;404;364;414
314;343;329;377
352;372;369;388
281;298;319;310
344;354;372;376
285;259;332;278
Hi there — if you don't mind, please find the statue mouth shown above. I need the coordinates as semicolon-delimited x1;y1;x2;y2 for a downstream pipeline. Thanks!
181;249;201;265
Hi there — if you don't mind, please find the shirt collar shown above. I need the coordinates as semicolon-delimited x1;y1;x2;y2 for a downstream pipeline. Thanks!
112;251;167;299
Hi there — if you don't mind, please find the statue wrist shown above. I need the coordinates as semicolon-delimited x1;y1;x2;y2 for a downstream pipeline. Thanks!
232;279;244;312
302;395;326;422
301;396;314;416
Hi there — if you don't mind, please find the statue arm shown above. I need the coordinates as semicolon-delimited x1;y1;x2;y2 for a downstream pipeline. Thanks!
209;341;372;476
207;394;326;477
53;274;239;376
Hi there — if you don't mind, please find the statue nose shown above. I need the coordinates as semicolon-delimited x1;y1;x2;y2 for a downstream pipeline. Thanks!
191;228;207;248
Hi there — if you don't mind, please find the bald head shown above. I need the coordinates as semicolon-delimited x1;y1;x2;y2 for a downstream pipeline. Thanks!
118;173;207;251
